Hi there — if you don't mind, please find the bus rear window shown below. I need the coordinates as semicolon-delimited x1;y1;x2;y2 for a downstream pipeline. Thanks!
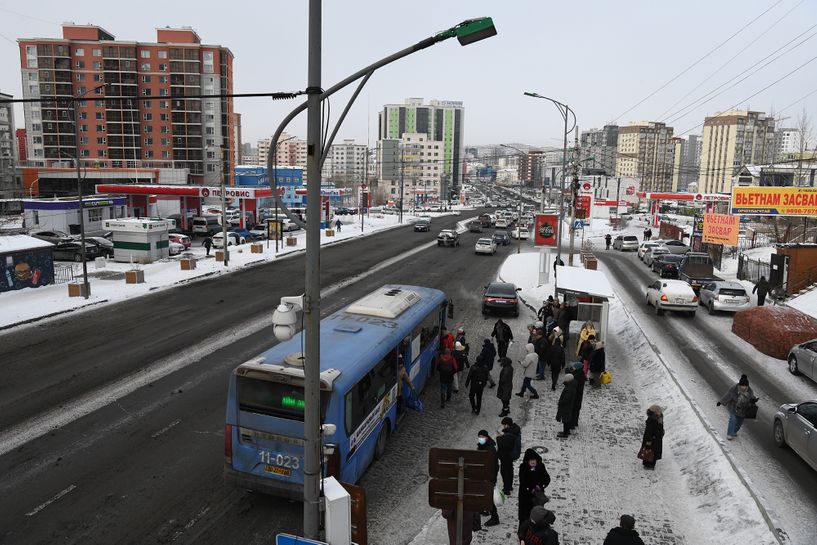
237;377;327;420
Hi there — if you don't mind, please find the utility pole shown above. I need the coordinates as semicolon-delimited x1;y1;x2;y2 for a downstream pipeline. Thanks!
219;146;229;266
615;176;622;230
399;143;404;223
70;100;90;298
568;127;579;265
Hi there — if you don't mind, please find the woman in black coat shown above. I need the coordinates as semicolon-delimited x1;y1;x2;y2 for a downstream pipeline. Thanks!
518;448;551;522
640;405;664;470
588;341;606;387
496;357;514;417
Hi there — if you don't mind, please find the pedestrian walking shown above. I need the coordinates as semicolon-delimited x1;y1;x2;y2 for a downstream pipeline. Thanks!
537;296;555;322
202;236;213;256
588;340;606;387
603;514;645;545
642;228;649;242
436;349;456;408
453;341;469;393
639;405;664;469
548;325;564;348
532;326;549;380
546;338;566;392
496;357;514;417
569;361;586;432
475;430;500;528
556;374;577;438
605;233;612;250
491;319;513;359
515;343;540;400
517;506;559;545
496;416;521;495
576;320;596;357
717;374;758;440
455;327;470;357
517;448;551;522
753;276;770;306
465;360;489;415
478;338;497;388
335;218;342;232
440;327;455;353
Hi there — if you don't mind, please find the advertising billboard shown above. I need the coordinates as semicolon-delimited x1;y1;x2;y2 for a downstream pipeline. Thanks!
534;214;559;246
731;187;817;216
702;213;739;245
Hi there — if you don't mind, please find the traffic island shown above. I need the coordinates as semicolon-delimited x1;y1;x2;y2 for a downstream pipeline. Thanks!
67;282;90;297
125;270;145;284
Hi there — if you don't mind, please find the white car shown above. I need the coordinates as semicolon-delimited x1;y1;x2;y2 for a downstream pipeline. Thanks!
644;246;670;268
168;241;185;256
474;237;497;255
212;232;247;248
638;241;660;261
698;281;751;314
511;227;530;240
646;279;698;316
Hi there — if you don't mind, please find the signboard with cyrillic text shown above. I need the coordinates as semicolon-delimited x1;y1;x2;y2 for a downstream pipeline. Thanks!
534;214;558;246
702;213;739;245
731;187;817;216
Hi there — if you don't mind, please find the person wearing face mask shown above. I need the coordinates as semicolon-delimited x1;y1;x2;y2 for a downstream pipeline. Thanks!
717;374;759;440
517;448;551;523
475;430;500;528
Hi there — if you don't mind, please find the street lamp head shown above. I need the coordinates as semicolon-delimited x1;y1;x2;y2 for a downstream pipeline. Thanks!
523;91;540;98
437;17;497;46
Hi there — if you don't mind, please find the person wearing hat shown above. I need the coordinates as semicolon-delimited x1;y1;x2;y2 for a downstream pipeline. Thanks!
496;357;514;418
475;430;500;528
717;374;758;440
436;348;457;409
517;448;551;523
515;343;541;400
455;327;470;357
452;341;470;393
568;360;587;431
496;416;522;495
491;318;514;359
640;405;664;469
465;357;489;415
588;340;606;387
537;296;555;322
556;374;577;438
546;336;566;392
477;338;497;388
517;506;558;545
603;514;645;545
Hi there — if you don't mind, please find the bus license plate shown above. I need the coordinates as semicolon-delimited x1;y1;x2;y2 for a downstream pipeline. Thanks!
265;465;292;477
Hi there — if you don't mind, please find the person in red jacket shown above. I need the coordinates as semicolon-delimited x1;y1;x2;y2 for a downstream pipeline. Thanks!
440;328;455;353
436;349;457;408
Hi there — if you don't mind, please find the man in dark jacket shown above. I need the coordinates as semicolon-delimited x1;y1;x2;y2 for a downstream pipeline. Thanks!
753;276;770;306
603;514;645;545
545;338;565;392
495;416;521;495
476;430;500;527
496;357;514;417
569;362;586;432
491;319;513;358
532;327;549;380
517;506;559;545
465;362;489;415
605;233;612;250
436;349;456;408
478;339;497;388
202;236;213;256
588;341;606;387
556;374;576;438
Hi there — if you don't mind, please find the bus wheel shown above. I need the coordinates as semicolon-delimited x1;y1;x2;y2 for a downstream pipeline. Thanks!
374;425;389;460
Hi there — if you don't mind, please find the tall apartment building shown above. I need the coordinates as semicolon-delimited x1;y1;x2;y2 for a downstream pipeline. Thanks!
258;132;308;170
18;23;235;187
1;91;19;200
16;128;27;163
322;138;367;186
775;128;801;159
580;125;619;175
378;98;464;200
518;149;545;186
670;135;702;192
615;121;675;193
698;110;775;194
377;134;444;204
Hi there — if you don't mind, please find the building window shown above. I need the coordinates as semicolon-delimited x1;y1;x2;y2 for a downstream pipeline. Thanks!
158;64;167;71
159;89;168;96
144;150;154;158
92;48;101;56
79;124;88;132
159;101;168;109
97;137;106;144
144;138;153;145
159;113;168;121
88;208;102;222
160;126;169;134
158;76;168;84
93;61;102;70
81;149;90;157
96;125;105;132
95;112;104;120
161;150;170;158
75;48;85;56
144;126;153;133
142;88;150;96
158;50;167;59
79;136;89;145
79;112;88;120
143;113;152;121
140;50;150;59
94;100;104;107
142;75;151;83
141;63;150;71
76;73;85;81
161;138;170;146
206;163;216;172
76;61;85;69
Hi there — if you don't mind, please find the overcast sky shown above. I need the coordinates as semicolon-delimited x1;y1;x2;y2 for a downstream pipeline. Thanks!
1;0;816;148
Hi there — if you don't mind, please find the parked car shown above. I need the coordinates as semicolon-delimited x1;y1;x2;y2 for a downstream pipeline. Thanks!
787;339;817;381
32;230;72;245
645;279;698;316
495;217;510;229
229;227;259;241
335;207;351;215
168;241;185;256
468;221;483;233
660;239;691;255
651;254;684;278
192;216;221;236
168;233;192;249
212;232;246;248
84;236;114;258
474;237;497;255
248;225;268;240
773;400;817;471
644;246;670;268
437;230;460;247
613;235;640;251
414;219;431;232
481;281;521;316
52;241;100;262
492;231;511;246
638;241;660;261
698;281;751;314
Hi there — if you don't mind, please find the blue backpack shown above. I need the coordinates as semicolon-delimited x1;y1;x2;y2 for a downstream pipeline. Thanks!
511;431;522;461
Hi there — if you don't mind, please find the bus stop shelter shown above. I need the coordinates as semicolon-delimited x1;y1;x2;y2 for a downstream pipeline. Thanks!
555;265;614;343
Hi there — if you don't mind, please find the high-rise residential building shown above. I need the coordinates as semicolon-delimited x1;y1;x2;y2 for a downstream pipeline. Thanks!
518;149;545;187
376;138;400;204
698;110;776;194
322;138;367;186
775;128;801;159
377;134;444;205
581;125;619;175
258;132;308;169
231;112;241;165
18;23;235;187
378;98;464;200
1;91;19;200
670;135;702;193
615;121;675;193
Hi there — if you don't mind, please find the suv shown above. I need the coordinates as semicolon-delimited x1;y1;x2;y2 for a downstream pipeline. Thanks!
192;216;221;236
613;235;639;251
437;229;460;247
414;219;431;232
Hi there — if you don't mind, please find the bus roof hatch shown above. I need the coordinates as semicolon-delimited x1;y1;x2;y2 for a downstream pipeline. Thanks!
345;286;421;319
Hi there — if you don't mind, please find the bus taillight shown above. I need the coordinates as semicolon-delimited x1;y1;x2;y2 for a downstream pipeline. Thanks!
224;424;233;464
325;443;340;477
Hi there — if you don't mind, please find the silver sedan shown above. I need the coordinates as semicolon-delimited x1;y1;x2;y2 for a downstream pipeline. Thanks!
788;339;817;383
773;400;817;472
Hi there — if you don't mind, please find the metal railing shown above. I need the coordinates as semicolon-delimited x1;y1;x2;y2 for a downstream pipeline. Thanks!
736;253;770;285
53;263;78;285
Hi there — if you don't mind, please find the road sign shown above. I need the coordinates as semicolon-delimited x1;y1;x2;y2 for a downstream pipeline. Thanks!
573;220;584;230
276;534;327;545
428;448;496;479
428;478;494;511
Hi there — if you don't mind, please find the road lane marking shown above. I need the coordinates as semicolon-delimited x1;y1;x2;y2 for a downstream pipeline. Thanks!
151;418;181;439
25;484;77;517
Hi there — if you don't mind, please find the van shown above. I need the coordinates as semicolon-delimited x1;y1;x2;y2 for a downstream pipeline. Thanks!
192;216;221;235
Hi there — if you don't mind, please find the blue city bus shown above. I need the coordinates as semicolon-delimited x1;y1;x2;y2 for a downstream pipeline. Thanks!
224;284;448;498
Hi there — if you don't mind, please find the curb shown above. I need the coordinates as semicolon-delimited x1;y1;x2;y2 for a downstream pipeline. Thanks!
0;299;109;333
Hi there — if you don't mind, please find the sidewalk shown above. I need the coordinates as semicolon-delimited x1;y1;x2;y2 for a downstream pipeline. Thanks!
408;252;778;545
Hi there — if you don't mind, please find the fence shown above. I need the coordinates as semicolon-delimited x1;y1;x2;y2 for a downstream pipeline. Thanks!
736;253;770;285
53;263;78;285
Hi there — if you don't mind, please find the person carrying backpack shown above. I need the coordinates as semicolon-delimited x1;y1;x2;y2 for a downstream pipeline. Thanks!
436;349;456;408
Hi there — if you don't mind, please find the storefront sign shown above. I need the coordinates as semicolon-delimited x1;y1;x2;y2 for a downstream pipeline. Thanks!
534;214;558;247
702;213;739;245
199;187;255;199
731;186;817;216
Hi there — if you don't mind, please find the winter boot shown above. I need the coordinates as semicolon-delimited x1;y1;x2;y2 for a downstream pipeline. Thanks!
484;514;500;527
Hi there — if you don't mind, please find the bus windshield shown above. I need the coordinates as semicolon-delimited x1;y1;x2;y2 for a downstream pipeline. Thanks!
237;376;327;421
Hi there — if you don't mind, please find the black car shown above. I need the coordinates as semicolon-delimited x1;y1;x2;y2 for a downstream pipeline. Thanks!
31;230;72;245
652;254;684;278
437;229;460;247
468;221;483;233
335;207;350;215
414;219;431;232
492;231;511;246
84;236;115;258
481;282;521;316
52;241;101;262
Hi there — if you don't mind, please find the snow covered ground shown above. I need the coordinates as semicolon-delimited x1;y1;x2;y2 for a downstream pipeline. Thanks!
0;209;470;330
409;251;780;545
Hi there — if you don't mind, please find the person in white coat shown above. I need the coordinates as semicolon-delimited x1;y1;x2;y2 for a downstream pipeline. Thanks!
515;343;540;400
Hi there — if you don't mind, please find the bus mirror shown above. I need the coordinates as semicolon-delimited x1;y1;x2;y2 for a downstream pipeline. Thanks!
321;423;337;436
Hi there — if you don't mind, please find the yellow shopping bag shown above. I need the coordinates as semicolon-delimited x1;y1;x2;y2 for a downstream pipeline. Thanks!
600;370;612;385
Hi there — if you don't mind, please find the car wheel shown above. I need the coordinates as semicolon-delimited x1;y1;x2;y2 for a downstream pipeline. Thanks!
374;425;389;460
788;355;799;375
654;303;663;316
773;419;786;448
437;241;442;247
708;301;715;314
481;306;488;316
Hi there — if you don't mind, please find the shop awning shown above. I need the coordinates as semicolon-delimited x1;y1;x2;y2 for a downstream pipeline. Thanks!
555;265;615;299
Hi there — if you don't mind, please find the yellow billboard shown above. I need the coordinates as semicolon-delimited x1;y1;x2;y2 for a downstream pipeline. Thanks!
731;186;817;216
702;213;739;245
